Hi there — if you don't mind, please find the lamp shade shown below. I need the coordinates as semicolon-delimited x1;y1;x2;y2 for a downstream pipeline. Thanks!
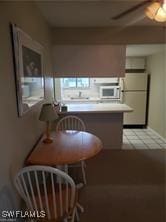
39;103;59;122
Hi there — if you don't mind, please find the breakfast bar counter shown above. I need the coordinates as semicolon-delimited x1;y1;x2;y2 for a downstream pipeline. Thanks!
61;103;132;114
58;103;133;149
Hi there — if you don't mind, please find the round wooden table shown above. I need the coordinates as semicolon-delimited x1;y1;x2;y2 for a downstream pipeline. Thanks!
26;130;103;166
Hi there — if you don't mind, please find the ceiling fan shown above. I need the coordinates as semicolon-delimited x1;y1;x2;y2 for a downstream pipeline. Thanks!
112;0;166;22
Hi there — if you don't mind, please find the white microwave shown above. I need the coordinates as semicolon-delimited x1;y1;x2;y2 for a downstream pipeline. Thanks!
100;86;120;99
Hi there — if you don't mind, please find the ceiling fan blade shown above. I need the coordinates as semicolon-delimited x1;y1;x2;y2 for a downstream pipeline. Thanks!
112;0;152;20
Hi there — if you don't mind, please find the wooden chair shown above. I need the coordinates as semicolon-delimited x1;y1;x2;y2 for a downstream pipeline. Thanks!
56;116;87;185
14;165;78;222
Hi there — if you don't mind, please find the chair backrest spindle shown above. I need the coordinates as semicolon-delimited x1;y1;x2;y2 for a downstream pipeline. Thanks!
34;171;43;211
42;171;51;219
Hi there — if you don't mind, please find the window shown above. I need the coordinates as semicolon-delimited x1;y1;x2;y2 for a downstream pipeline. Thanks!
63;78;76;88
62;78;90;88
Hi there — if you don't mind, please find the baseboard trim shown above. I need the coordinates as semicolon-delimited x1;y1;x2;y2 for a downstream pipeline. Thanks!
147;127;166;143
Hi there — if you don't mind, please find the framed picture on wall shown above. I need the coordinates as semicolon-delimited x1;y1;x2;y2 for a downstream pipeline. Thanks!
11;24;45;117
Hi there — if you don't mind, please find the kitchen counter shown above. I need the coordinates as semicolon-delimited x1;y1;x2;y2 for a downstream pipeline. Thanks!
57;103;133;150
61;103;133;114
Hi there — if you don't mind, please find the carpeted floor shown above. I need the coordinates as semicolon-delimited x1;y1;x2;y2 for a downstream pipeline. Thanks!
78;149;165;222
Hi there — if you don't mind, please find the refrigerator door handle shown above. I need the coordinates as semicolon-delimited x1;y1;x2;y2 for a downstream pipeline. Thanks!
122;78;125;91
121;91;125;103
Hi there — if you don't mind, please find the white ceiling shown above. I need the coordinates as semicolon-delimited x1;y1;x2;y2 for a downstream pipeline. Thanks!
126;44;165;56
35;0;164;27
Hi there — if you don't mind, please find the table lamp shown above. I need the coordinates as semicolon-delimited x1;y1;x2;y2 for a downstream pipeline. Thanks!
39;103;59;144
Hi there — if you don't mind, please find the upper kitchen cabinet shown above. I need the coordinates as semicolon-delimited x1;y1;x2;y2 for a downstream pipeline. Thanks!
126;57;146;70
53;45;126;77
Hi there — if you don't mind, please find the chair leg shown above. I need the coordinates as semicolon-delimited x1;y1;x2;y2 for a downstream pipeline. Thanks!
71;207;77;222
75;208;80;221
64;164;69;174
73;202;84;221
76;202;84;213
81;161;87;185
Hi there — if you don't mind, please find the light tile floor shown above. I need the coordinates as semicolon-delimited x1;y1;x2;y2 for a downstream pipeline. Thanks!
123;128;166;149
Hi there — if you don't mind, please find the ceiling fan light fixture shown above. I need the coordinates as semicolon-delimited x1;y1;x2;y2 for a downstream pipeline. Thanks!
145;1;166;22
162;2;166;11
145;2;160;19
155;6;166;21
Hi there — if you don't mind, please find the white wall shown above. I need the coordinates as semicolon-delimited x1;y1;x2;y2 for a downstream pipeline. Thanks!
0;1;53;209
147;48;166;139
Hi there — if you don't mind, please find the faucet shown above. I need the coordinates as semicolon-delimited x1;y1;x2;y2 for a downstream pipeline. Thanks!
78;91;82;98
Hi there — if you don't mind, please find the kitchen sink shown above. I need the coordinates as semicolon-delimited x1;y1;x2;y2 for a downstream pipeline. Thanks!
70;97;89;100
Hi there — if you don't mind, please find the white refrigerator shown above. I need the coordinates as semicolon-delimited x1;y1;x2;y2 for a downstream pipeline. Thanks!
120;73;148;125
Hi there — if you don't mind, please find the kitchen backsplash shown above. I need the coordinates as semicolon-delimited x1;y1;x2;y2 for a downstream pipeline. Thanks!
62;79;99;99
